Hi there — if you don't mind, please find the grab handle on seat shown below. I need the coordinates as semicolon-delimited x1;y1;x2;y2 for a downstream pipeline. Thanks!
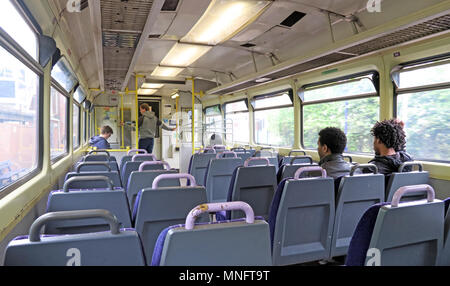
216;151;237;159
76;162;111;173
138;161;171;172
294;166;327;179
350;164;378;176
88;150;110;156
391;184;435;207
288;150;306;156
132;154;157;162
63;176;114;192
398;161;423;173
244;157;270;167
185;202;254;230
127;149;148;155
152;173;196;189
29;210;120;242
289;156;313;165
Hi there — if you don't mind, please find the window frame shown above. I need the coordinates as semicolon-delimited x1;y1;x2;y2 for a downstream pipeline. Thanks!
252;89;295;147
0;0;44;198
50;81;70;163
300;71;380;154
73;102;81;150
392;54;450;163
224;99;250;144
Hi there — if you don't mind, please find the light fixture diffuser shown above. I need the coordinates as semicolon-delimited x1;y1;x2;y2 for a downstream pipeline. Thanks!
161;43;212;67
151;66;185;77
138;89;158;95
182;0;270;46
141;83;164;89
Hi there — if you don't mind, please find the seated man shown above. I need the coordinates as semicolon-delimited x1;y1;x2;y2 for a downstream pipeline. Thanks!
317;127;354;179
89;126;113;150
369;119;413;175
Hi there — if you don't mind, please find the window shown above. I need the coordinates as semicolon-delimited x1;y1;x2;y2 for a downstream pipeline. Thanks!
50;87;68;160
224;100;249;144
0;1;37;60
73;103;80;149
0;45;40;190
74;86;86;104
393;58;450;162
51;57;78;93
253;91;294;147
302;73;379;153
204;105;222;134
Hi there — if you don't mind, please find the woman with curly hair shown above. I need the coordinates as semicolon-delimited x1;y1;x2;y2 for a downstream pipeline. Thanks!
369;119;413;175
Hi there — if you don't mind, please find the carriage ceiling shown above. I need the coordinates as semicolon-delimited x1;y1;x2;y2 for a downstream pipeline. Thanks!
45;0;449;99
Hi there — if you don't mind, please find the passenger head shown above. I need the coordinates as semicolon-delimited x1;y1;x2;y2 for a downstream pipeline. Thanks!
317;127;347;159
140;103;151;114
371;119;406;155
100;125;113;139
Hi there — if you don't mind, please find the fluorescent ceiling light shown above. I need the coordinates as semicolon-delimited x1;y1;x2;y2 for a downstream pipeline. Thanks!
161;43;212;67
141;83;164;89
171;93;180;99
151;66;185;77
182;0;270;45
138;89;158;95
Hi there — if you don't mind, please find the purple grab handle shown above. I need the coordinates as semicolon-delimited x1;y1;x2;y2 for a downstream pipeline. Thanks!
294;166;327;179
132;154;157;162
152;173;197;189
127;149;148;155
185;202;255;230
391;184;435;207
244;157;270;167
139;161;171;172
216;151;237;159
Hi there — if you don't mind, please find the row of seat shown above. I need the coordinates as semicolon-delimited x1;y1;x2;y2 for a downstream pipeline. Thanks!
4;202;273;266
5;182;448;266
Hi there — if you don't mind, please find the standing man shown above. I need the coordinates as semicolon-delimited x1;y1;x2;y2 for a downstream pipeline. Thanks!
138;103;176;154
369;119;413;175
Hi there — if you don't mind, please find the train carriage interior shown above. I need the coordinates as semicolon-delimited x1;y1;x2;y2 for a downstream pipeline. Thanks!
0;0;449;268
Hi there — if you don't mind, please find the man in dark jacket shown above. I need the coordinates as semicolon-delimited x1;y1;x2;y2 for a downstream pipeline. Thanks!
89;126;113;149
317;127;355;179
369;119;413;175
138;104;175;154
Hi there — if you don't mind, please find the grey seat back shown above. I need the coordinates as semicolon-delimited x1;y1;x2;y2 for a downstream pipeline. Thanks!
270;166;335;265
366;185;443;266
74;161;118;172
279;150;307;166
83;150;117;162
3;210;145;266
204;153;243;203
119;149;149;176
188;153;217;186
228;158;277;220
153;202;272;266
65;168;122;188
46;176;131;234
127;167;180;210
134;174;208;260
330;164;384;258
278;159;318;182
438;198;450;266
121;155;160;190
385;162;429;202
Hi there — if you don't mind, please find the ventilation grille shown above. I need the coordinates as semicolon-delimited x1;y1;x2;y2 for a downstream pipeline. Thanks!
212;14;450;95
100;0;154;91
103;31;141;49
